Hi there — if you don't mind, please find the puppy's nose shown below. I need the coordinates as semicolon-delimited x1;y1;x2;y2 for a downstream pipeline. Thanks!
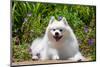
55;32;59;36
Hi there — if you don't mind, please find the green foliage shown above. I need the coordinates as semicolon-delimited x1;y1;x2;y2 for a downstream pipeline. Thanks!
12;1;96;62
12;44;31;62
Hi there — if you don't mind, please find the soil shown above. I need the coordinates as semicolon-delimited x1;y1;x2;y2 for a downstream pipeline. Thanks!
12;59;91;66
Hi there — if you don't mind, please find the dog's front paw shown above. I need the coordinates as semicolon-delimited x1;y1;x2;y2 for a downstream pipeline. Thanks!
32;56;39;60
68;56;87;62
52;55;59;60
77;57;87;62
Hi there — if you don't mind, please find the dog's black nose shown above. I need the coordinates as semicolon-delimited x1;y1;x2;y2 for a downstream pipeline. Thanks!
55;32;59;36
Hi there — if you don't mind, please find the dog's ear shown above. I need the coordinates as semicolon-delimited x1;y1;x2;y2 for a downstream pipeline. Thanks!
49;16;55;24
61;17;68;25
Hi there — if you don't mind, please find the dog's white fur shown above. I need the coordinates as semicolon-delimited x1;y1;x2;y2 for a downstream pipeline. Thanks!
30;16;86;61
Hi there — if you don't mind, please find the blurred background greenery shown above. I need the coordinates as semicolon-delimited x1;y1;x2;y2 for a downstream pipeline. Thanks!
12;1;96;62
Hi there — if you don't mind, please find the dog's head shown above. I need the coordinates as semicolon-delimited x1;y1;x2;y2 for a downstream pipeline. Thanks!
46;16;72;42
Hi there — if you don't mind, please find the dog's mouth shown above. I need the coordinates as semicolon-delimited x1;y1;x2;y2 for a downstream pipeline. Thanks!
53;35;63;41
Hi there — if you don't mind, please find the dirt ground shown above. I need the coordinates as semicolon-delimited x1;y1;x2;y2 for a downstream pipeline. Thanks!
12;59;91;66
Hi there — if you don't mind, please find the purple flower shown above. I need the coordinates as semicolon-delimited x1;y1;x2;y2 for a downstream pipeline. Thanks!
15;36;19;45
78;39;82;44
88;39;94;45
29;48;32;53
58;16;62;21
77;38;82;45
84;26;88;33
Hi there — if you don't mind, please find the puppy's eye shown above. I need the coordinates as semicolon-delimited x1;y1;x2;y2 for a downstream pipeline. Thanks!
59;29;63;32
52;29;56;31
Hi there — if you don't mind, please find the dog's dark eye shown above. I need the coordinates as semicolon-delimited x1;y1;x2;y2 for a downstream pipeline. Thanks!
59;29;63;32
52;29;56;31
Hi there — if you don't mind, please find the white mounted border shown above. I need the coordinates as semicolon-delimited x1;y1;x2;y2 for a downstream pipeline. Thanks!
0;0;100;67
20;0;96;6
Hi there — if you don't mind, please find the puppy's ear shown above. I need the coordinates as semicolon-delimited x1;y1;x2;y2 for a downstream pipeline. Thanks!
49;16;55;24
61;17;68;25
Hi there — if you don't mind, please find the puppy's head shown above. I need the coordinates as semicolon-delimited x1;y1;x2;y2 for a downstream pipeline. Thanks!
46;16;72;42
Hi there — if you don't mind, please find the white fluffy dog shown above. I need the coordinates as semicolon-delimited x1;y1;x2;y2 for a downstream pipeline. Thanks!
30;16;86;61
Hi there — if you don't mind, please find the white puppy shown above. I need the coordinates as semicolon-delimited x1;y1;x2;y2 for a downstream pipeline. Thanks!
30;16;86;61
